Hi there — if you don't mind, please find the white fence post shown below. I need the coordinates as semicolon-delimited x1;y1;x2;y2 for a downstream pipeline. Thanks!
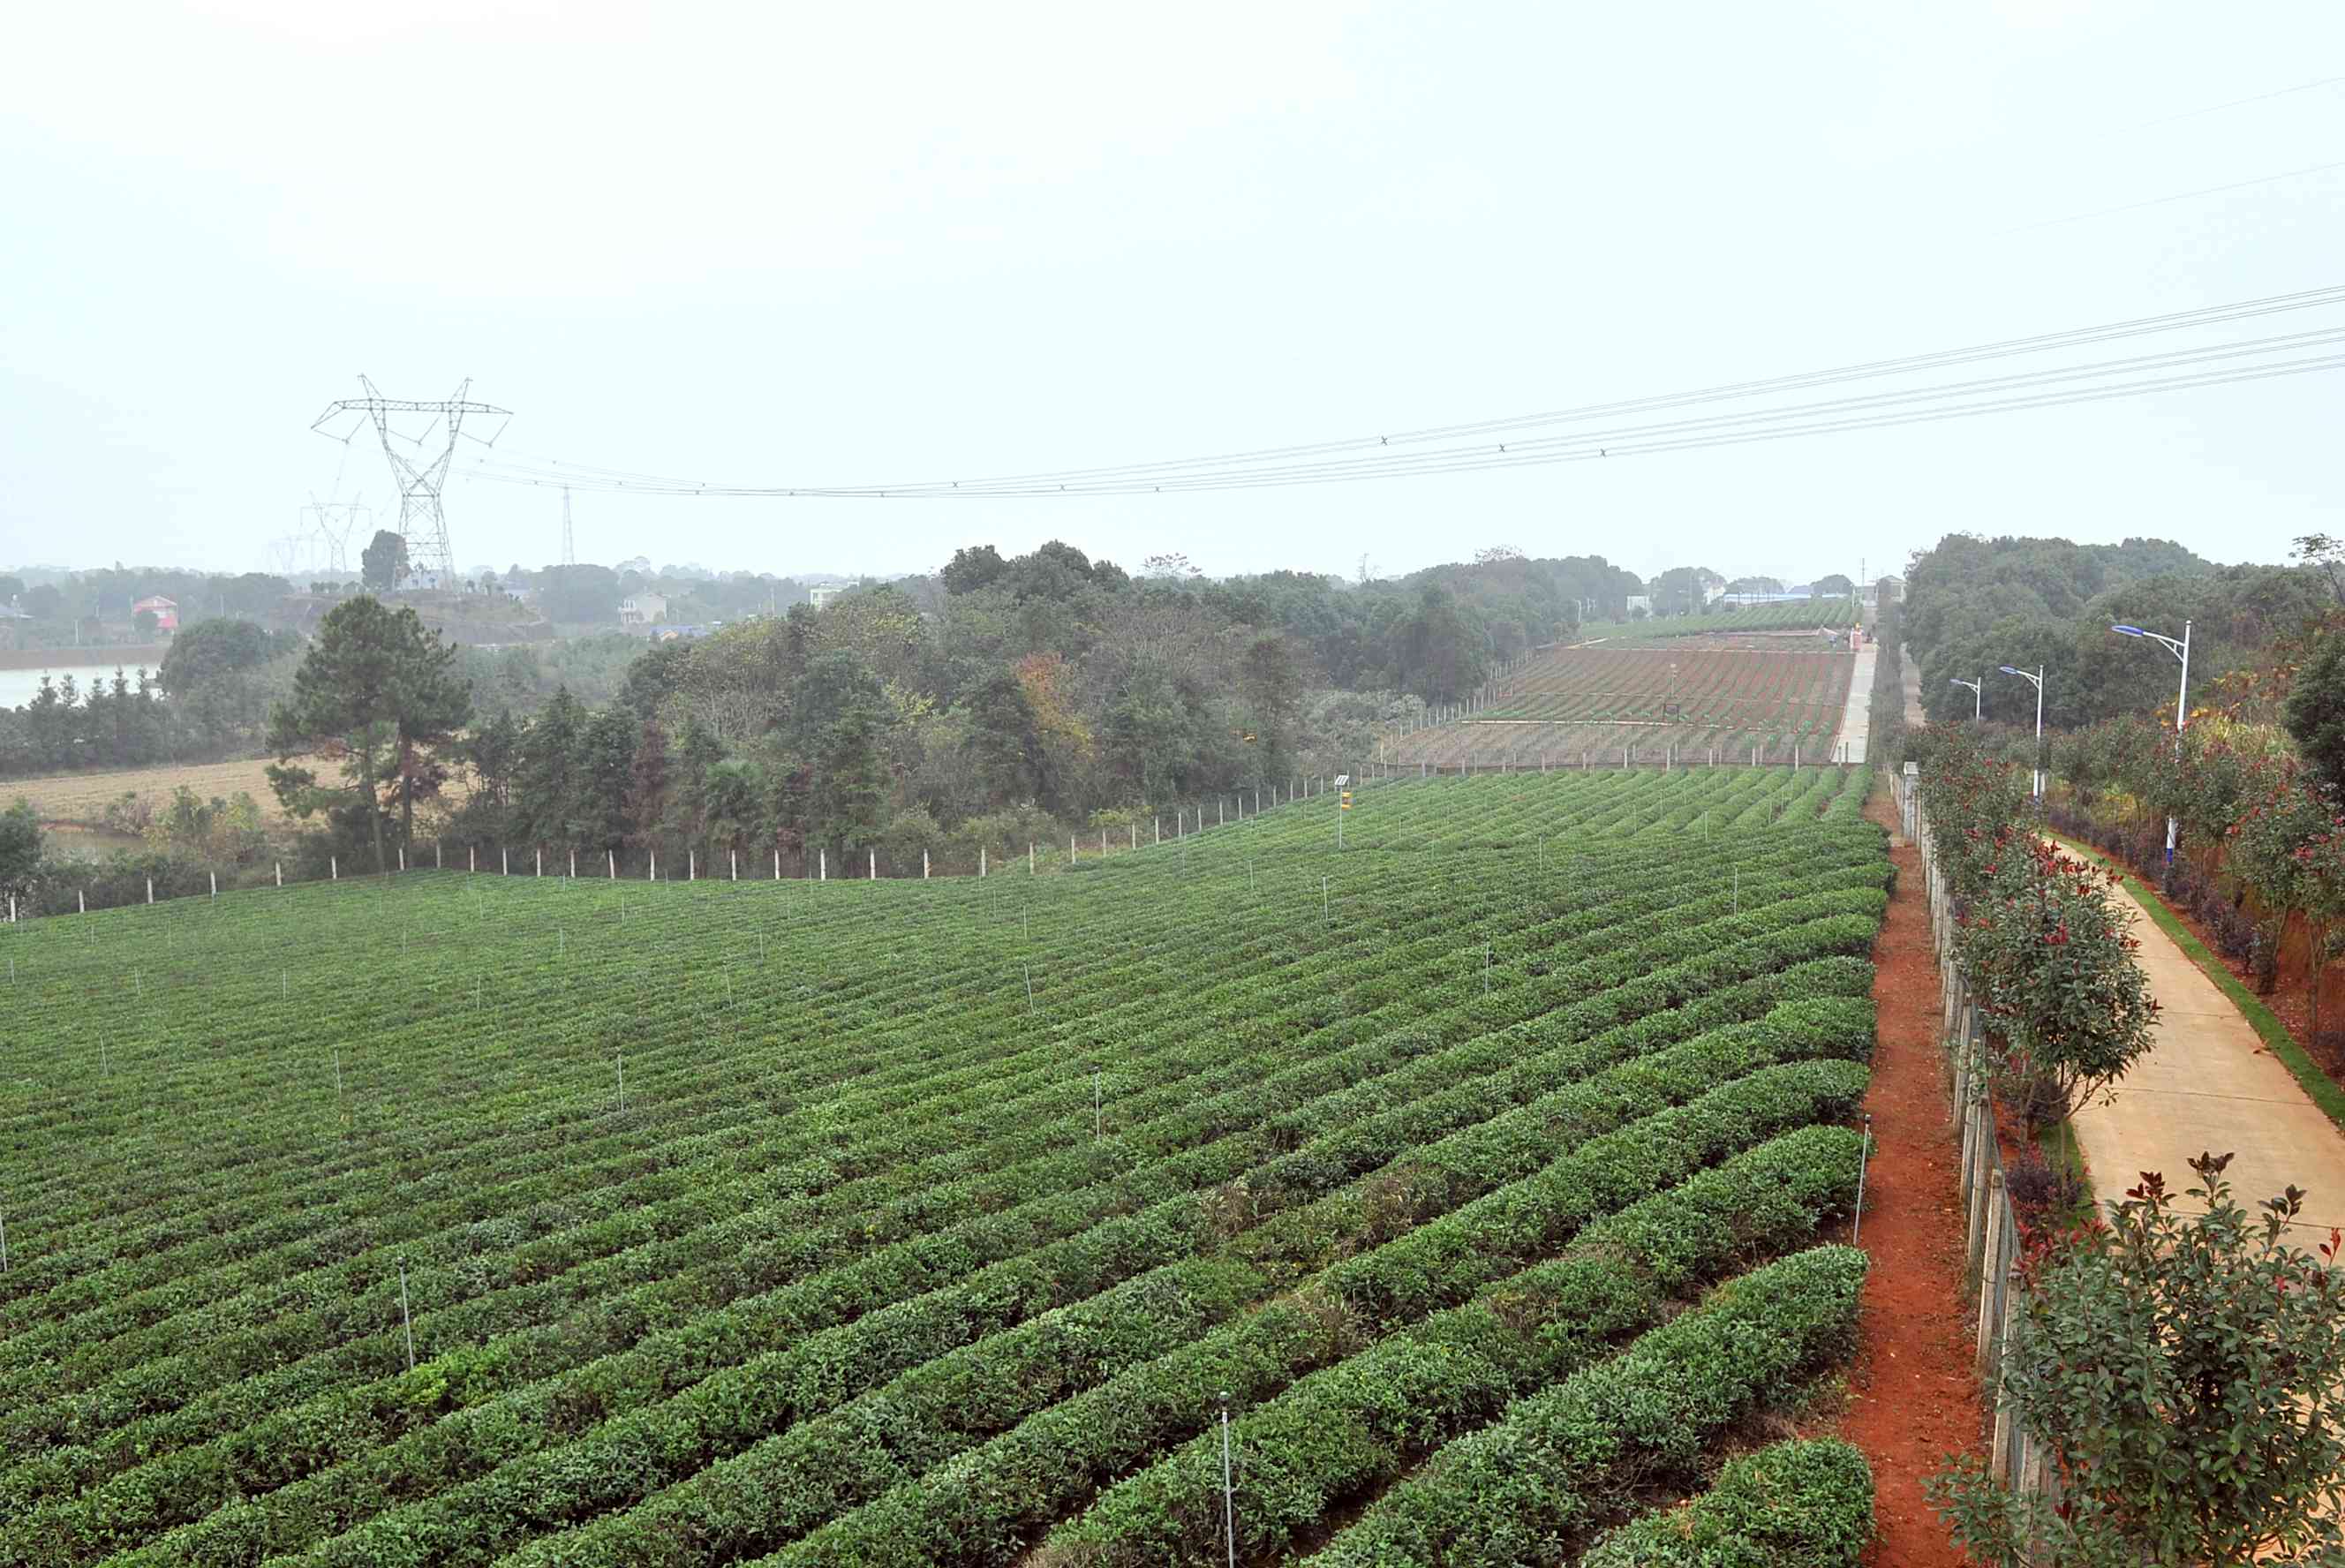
819;849;827;881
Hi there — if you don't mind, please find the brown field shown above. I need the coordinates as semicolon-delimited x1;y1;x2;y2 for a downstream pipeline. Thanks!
7;756;310;825
4;754;468;829
1391;644;1855;768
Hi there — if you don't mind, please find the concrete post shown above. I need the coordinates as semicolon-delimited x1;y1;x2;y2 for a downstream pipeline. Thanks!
1978;1171;2007;1373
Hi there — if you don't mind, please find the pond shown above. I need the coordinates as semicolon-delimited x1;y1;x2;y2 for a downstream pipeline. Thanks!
0;665;151;708
41;824;147;861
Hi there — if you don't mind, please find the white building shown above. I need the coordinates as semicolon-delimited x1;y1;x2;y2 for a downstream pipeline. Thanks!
619;592;668;626
809;584;848;610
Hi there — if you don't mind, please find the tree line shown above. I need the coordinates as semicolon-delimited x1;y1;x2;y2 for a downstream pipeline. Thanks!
230;543;1660;876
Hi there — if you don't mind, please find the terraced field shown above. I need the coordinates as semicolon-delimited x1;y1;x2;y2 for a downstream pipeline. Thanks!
0;768;1884;1567
1576;597;1862;643
1391;645;1855;770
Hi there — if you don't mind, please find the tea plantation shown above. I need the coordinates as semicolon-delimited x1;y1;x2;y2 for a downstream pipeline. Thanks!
0;767;1886;1566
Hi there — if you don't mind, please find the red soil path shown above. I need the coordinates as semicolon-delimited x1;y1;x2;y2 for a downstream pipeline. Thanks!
1836;788;1983;1566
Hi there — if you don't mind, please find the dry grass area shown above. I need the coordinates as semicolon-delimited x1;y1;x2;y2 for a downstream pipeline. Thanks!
4;754;474;828
6;757;303;825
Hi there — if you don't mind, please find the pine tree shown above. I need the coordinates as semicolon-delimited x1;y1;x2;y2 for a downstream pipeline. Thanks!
624;718;670;853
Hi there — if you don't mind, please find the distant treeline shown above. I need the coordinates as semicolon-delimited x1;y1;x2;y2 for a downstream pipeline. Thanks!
1900;533;2330;729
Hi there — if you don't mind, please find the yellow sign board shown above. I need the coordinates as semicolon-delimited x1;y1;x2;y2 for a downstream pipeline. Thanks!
1340;791;1353;810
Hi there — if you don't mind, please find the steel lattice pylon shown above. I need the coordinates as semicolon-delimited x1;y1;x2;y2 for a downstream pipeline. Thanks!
311;376;511;581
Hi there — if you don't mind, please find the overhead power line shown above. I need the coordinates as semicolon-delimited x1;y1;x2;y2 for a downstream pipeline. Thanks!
2125;74;2345;132
465;284;2345;500
2001;158;2345;234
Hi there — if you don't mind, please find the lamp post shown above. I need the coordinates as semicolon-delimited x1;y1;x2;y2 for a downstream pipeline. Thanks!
1949;676;1982;721
1998;664;2045;799
2111;621;2192;864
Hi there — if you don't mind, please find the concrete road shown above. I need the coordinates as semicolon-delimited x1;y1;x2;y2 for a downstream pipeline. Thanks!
2068;877;2345;1247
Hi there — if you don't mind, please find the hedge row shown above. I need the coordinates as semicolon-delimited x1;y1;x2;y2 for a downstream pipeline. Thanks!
1051;1123;1868;1565
10;827;1864;1409
254;1033;1868;1568
770;1059;1870;1568
24;946;1874;1558
13;839;1844;1475
466;1025;1874;1568
1316;1245;1871;1565
1580;1437;1874;1568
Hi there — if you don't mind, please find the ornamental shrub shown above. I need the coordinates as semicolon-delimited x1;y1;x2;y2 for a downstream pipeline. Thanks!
1930;1151;2345;1566
1957;836;2160;1132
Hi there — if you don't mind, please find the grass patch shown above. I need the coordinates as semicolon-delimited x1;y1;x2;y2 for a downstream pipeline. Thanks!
2054;835;2345;1136
2036;1118;2086;1189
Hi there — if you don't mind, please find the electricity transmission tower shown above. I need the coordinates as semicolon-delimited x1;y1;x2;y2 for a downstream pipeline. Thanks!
562;486;576;566
311;377;510;581
301;494;370;577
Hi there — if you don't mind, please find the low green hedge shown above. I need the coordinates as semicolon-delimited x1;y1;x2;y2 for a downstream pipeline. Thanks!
1581;1437;1874;1566
1052;1126;1866;1564
1317;1245;1869;1566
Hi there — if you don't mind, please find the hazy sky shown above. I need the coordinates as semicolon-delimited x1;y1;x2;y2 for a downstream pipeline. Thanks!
4;1;2340;587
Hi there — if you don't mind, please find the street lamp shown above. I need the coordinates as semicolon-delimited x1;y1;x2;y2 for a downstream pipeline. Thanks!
1998;665;2045;798
2110;621;2192;864
1948;676;1982;720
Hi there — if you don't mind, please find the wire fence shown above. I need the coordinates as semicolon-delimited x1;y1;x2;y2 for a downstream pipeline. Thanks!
1904;763;2061;1511
4;769;1406;923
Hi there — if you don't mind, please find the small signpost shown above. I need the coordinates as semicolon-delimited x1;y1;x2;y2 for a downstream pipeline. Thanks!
1336;773;1351;850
